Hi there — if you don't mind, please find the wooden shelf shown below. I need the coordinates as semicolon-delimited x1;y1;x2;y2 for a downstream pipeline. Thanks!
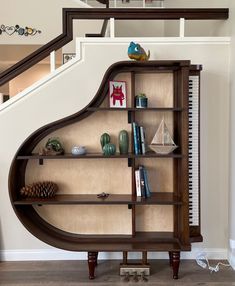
17;153;132;160
14;193;182;206
87;107;183;112
21;230;190;252
16;152;183;160
42;241;190;252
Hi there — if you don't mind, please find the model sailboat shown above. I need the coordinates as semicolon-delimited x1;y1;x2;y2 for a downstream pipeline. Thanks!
149;118;178;154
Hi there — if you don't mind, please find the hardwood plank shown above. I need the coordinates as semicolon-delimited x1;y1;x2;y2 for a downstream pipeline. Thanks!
0;260;234;286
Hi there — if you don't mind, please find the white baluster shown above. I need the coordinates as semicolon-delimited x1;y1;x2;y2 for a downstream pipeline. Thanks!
179;18;185;38
50;51;56;72
110;18;115;38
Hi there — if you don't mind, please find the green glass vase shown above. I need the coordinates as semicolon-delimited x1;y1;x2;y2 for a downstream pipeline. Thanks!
100;133;110;150
103;143;116;156
119;130;129;154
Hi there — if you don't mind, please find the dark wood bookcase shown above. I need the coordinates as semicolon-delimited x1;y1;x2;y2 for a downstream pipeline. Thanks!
9;60;202;279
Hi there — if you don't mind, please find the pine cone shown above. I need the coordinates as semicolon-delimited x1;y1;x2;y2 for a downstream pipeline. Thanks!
20;181;58;198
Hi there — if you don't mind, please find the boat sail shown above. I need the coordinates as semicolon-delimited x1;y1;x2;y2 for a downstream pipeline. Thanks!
149;118;177;154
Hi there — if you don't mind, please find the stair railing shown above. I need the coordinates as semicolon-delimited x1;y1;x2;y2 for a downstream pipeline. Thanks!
0;8;229;88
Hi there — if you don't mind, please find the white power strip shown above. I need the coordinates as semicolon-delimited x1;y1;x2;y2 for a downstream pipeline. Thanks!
196;252;230;273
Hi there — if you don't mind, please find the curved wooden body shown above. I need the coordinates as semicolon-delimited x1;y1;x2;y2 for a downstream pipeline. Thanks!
9;60;202;254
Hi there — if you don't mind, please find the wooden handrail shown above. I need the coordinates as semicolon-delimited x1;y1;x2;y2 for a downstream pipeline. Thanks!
0;8;229;87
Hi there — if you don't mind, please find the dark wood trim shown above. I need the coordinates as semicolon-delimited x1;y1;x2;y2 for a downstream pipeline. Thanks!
64;8;229;20
16;152;183;160
86;107;184;111
178;66;190;246
0;8;228;86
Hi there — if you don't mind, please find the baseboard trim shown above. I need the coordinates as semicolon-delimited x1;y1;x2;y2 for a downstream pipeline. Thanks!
0;248;228;262
228;250;235;270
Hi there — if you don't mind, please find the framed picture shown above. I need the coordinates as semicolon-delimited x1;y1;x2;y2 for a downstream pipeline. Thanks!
109;80;127;108
63;53;76;64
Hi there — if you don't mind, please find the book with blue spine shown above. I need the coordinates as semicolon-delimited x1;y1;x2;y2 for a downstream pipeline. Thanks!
139;165;146;197
132;122;138;155
136;125;141;155
143;166;151;198
140;126;146;155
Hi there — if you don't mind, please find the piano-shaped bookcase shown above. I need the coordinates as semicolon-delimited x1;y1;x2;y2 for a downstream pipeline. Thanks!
9;60;202;280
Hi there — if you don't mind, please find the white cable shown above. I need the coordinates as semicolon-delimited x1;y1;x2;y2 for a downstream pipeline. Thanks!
196;253;230;273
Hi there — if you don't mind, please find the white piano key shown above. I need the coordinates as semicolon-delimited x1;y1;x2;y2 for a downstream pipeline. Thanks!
188;75;200;227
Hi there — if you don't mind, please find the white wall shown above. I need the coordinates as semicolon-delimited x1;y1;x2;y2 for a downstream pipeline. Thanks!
9;64;51;96
0;0;88;45
228;0;235;268
0;38;230;259
164;0;229;37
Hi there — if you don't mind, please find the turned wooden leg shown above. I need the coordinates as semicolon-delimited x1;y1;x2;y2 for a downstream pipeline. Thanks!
95;252;98;267
88;252;97;279
169;251;173;267
123;251;128;264
142;251;147;264
172;251;180;279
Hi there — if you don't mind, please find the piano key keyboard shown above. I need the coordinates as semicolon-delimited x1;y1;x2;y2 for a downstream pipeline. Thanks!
189;75;199;226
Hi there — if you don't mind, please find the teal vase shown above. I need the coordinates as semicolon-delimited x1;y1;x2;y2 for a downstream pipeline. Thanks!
103;143;116;156
100;133;111;150
119;130;129;154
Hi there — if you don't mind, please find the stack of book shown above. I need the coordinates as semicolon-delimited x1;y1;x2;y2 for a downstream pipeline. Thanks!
132;122;146;155
135;165;151;198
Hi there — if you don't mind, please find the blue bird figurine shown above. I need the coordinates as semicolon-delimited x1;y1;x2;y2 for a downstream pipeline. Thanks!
128;42;150;61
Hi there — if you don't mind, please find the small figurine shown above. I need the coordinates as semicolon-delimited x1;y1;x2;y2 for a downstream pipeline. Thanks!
128;42;150;61
39;137;64;155
97;192;109;199
71;146;86;156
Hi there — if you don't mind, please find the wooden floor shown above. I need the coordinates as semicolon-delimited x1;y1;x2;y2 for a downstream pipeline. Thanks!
0;260;234;286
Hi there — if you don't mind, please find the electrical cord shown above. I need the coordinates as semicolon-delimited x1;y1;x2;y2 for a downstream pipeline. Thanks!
196;253;231;273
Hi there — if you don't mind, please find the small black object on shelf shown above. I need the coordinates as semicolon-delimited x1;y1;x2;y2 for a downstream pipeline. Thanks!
97;192;109;199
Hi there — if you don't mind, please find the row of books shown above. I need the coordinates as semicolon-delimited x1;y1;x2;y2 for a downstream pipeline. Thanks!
132;122;146;155
135;165;151;198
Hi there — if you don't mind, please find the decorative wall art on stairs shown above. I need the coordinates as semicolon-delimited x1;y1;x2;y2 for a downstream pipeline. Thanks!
63;53;76;64
0;24;41;36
